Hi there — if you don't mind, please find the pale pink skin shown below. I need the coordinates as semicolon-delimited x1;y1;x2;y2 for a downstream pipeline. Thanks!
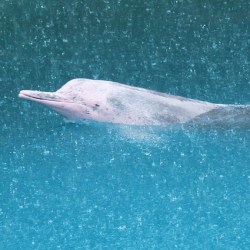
19;78;249;126
19;80;124;123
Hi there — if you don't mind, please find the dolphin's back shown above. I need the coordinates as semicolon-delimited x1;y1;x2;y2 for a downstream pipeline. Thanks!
189;105;250;128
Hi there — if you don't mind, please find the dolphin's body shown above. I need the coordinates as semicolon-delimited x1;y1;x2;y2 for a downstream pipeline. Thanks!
19;78;249;128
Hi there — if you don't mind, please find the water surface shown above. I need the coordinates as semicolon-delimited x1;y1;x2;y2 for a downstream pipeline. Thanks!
1;0;249;249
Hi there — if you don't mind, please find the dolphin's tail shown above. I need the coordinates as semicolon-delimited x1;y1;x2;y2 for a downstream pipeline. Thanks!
189;104;250;128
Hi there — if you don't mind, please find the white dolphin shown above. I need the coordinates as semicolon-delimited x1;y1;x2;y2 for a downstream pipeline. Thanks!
18;78;250;128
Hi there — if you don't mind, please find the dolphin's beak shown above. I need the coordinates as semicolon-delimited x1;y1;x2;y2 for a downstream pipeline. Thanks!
19;90;61;102
19;90;85;120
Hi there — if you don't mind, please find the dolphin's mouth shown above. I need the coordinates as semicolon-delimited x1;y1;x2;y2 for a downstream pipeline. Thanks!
18;90;87;120
18;90;69;103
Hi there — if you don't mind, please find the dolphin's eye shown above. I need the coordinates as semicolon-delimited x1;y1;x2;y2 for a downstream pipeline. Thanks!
92;103;100;111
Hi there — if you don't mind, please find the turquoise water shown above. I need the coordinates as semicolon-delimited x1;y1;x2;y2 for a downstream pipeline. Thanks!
1;0;249;249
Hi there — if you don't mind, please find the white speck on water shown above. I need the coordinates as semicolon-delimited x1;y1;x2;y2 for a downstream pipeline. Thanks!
43;150;50;155
48;220;53;224
117;225;127;231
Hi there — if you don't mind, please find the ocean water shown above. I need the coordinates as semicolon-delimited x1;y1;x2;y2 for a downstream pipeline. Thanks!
0;0;249;249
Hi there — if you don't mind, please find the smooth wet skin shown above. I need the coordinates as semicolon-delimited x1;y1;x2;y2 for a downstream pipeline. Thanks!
19;78;250;127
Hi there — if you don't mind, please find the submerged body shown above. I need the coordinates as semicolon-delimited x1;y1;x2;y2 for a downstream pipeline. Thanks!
19;78;250;128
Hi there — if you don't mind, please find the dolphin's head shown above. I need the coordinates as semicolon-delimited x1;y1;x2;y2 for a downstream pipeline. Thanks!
18;89;108;122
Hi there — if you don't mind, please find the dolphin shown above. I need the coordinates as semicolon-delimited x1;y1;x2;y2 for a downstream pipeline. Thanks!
18;78;250;128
